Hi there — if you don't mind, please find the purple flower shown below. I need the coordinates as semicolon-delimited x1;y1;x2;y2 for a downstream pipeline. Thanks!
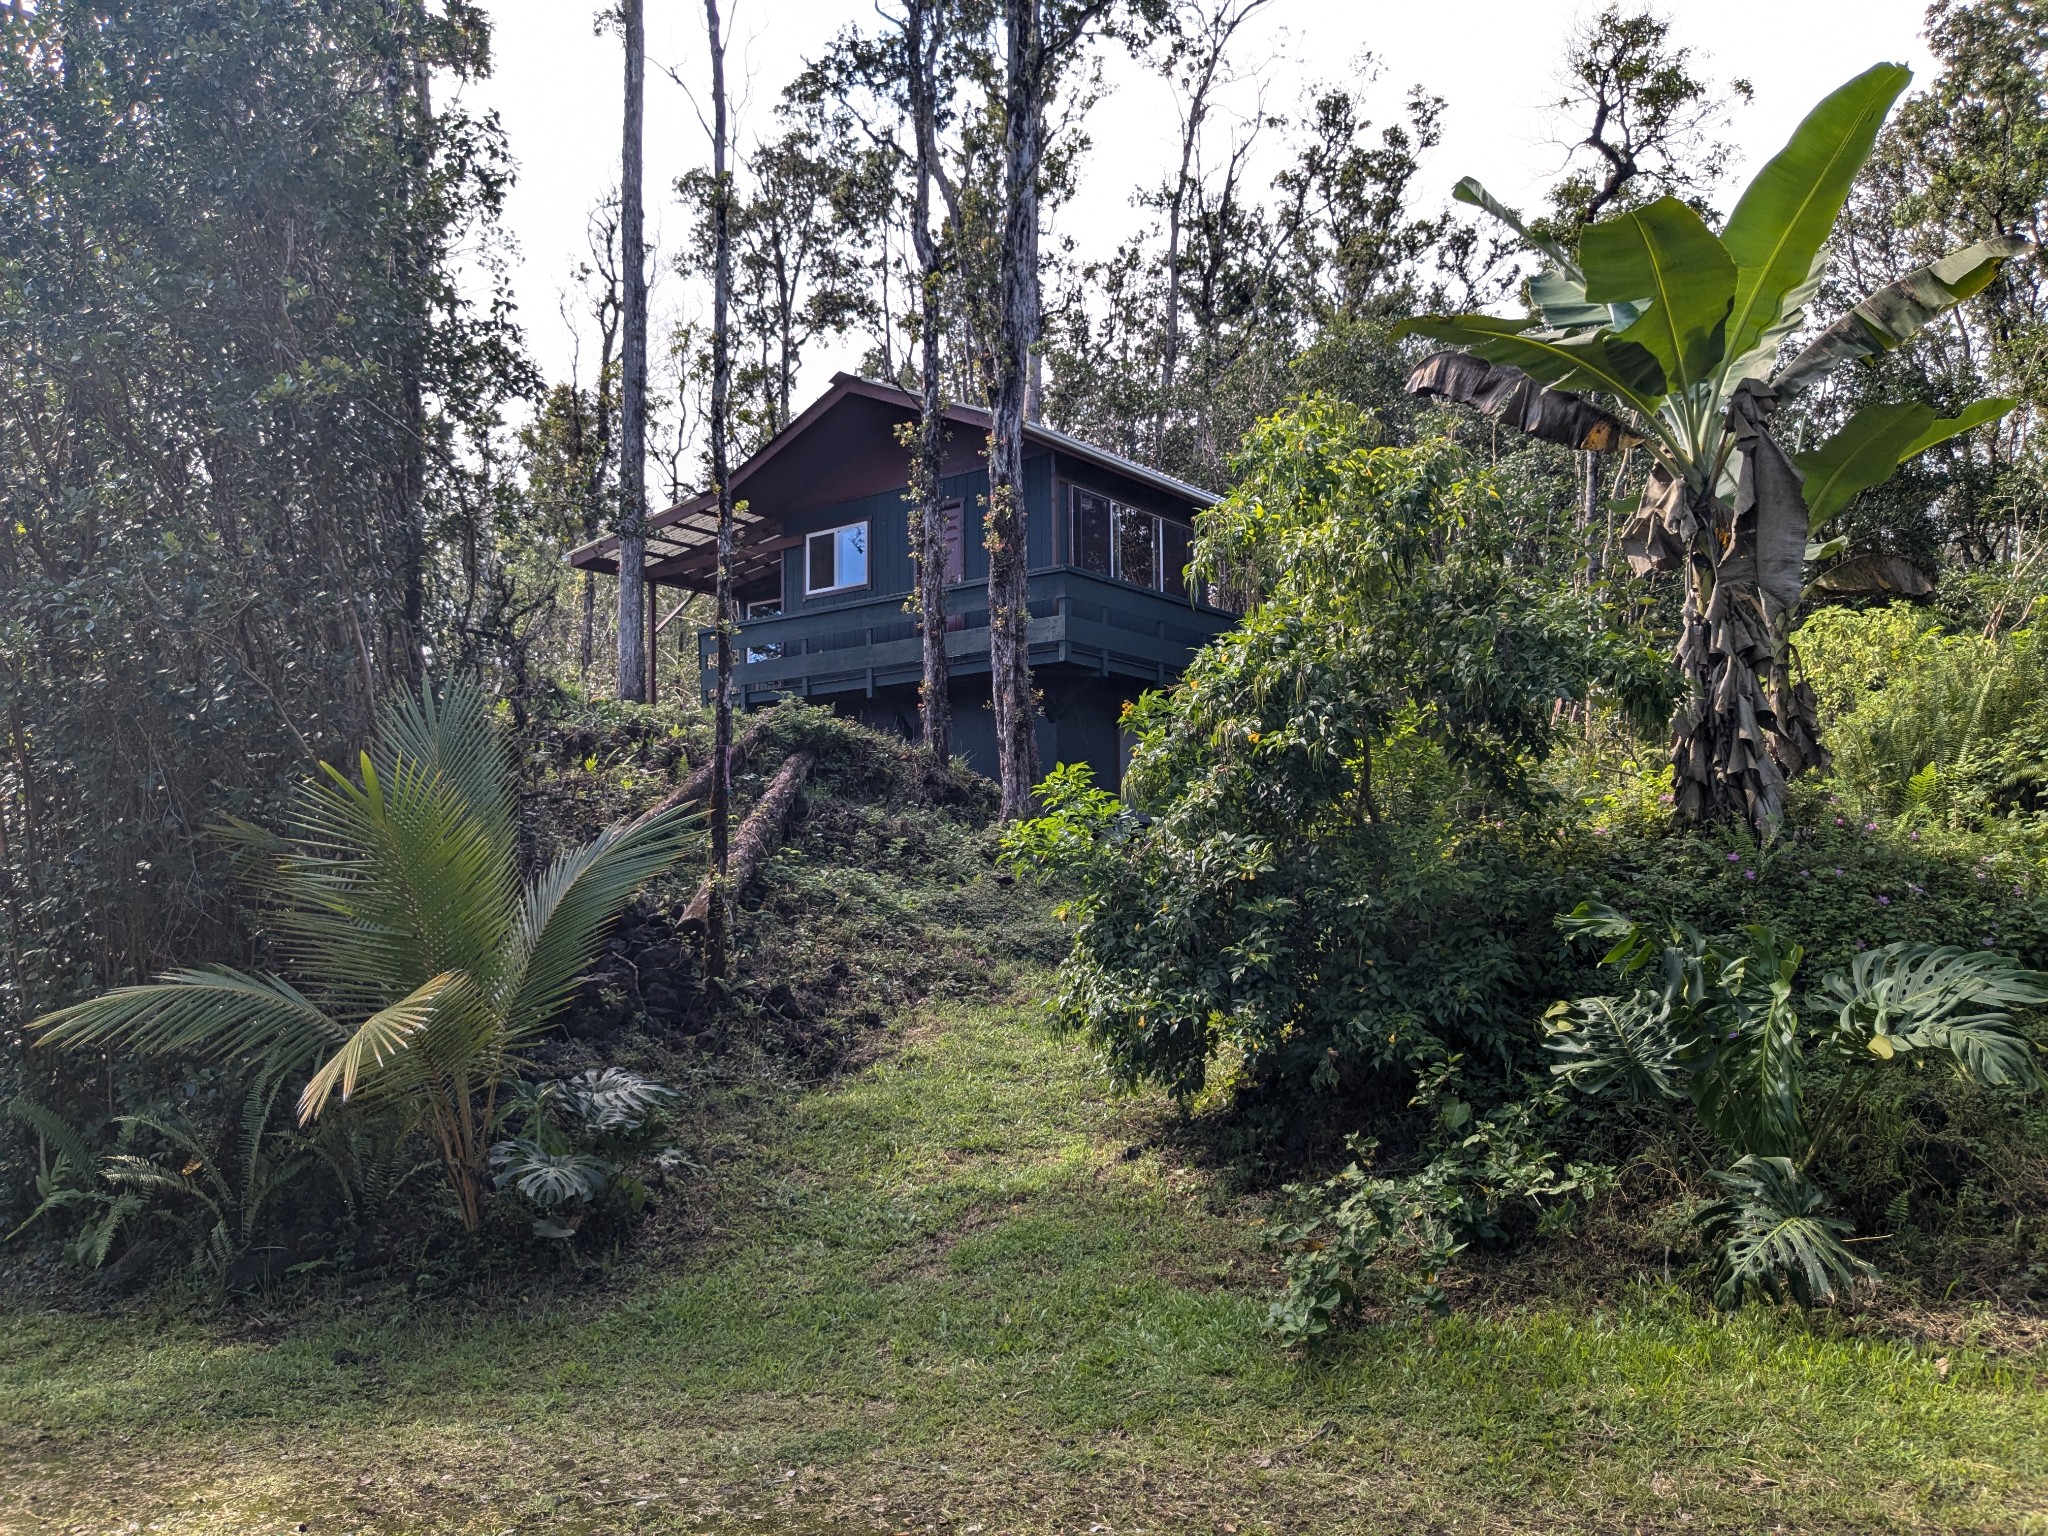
1834;867;1845;876
2016;885;2026;896
1866;822;1879;832
1835;817;1846;825
1727;851;1742;862
1878;894;1891;906
1910;831;1921;841
1800;869;1811;878
1855;939;1868;950
1744;870;1756;881
1978;872;1989;881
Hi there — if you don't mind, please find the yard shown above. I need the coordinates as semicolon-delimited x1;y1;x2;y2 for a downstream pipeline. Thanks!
7;982;2045;1536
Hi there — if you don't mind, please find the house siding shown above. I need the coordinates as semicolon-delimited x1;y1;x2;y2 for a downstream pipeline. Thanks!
777;454;1060;613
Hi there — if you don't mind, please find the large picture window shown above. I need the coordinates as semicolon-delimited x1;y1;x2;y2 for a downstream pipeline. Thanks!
805;520;869;596
1069;485;1191;595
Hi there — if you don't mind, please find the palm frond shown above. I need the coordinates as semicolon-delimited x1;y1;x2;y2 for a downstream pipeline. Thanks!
501;803;700;1046
297;970;468;1123
372;679;517;856
263;748;517;1008
33;968;345;1066
1698;1155;1871;1308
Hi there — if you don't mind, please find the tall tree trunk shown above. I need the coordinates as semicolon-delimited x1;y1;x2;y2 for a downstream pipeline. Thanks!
615;0;649;703
379;0;429;686
988;0;1048;820
907;0;952;766
581;218;621;687
703;0;736;980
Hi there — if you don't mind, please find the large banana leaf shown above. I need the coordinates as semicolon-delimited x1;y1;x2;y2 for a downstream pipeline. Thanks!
1452;176;1579;276
1580;197;1737;393
1452;177;1642;330
1396;315;1667;418
1794;397;2016;527
1722;250;1826;394
1775;236;2033;396
1404;351;1638;452
1720;64;1912;363
1527;267;1612;329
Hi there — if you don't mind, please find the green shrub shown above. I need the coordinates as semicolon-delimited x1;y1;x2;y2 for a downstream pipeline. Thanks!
1799;600;2048;822
1265;1095;1614;1342
1003;407;1670;1137
1546;903;2048;1306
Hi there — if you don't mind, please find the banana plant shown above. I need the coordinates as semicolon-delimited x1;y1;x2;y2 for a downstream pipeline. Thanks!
1545;902;2048;1306
1399;63;2029;834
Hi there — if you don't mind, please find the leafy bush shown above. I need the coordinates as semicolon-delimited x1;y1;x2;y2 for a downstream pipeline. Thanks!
1004;407;1671;1135
1265;1095;1614;1342
1545;903;2048;1306
1799;600;2048;821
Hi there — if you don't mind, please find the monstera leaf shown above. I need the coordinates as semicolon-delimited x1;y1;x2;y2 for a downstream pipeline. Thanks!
1821;942;2048;1088
1698;1155;1872;1308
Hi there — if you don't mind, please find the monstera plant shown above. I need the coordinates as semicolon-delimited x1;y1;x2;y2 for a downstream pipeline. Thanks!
1399;64;2029;834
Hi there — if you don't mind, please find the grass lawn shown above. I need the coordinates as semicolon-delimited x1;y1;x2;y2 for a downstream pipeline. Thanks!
5;980;2047;1535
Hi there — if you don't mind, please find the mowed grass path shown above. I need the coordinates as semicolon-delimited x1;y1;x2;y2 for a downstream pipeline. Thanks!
5;987;2047;1535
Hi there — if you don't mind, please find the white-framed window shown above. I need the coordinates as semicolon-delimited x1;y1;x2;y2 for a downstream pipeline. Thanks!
805;520;870;596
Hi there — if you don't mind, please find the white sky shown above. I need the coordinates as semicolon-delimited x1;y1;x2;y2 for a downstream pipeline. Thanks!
455;0;1939;404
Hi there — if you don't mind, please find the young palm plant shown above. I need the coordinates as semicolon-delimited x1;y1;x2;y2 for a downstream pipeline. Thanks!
33;682;699;1231
1400;63;2030;833
1545;903;2048;1306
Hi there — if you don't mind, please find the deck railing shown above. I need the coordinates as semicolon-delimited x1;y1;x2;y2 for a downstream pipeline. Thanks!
695;567;1235;702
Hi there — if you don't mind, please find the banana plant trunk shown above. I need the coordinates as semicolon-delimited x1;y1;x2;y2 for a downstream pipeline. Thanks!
1667;467;1826;833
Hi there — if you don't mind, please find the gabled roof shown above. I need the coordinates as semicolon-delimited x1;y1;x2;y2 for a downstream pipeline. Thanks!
568;373;1220;591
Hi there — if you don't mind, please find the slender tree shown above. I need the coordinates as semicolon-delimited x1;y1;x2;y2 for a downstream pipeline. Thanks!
616;0;650;702
703;0;737;980
988;0;1128;818
906;0;959;765
1153;0;1271;458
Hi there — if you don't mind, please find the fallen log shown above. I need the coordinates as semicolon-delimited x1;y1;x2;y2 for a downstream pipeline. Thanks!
653;712;777;815
678;750;813;936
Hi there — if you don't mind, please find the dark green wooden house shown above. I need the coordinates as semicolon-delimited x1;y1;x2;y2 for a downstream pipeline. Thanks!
569;374;1234;789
